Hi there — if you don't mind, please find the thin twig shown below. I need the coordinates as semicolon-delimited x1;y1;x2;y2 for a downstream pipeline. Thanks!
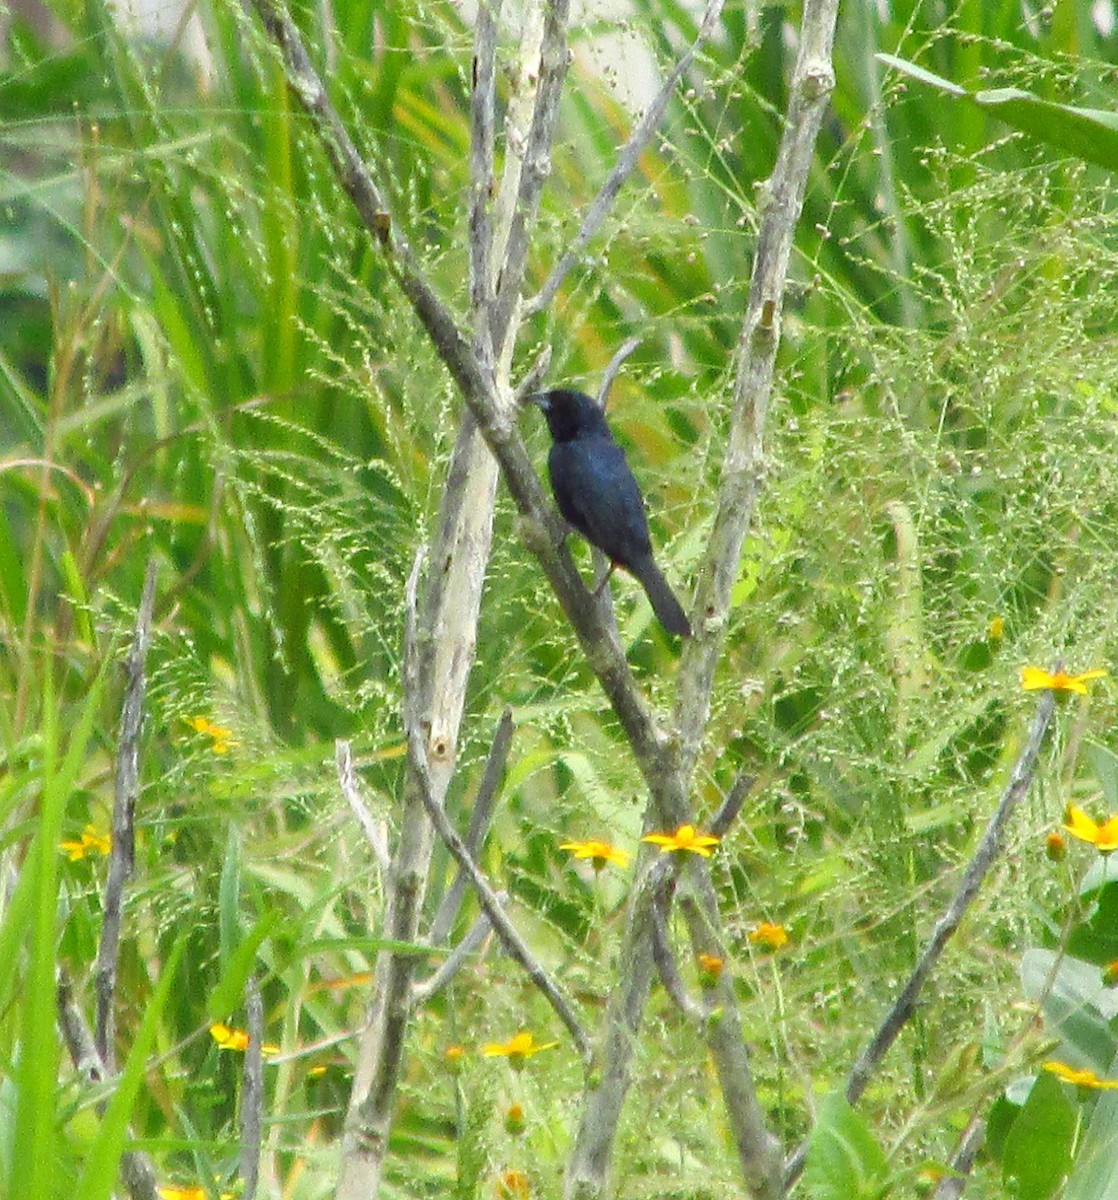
469;0;502;362
710;772;755;838
650;882;705;1020
595;338;642;408
59;969;106;1087
57;969;161;1200
526;0;726;316
932;1115;985;1200
336;739;391;871
784;689;1056;1188
491;0;572;342
514;344;553;403
413;910;496;1004
95;559;157;1070
402;583;590;1060
430;708;515;943
247;0;490;404
241;978;264;1200
674;0;840;777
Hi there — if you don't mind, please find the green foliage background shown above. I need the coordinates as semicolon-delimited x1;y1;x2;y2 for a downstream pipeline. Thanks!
4;0;1118;1195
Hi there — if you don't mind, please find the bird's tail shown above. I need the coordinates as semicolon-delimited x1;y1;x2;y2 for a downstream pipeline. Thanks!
630;556;691;637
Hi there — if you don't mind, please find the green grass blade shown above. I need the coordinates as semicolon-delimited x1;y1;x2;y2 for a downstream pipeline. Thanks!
73;936;187;1200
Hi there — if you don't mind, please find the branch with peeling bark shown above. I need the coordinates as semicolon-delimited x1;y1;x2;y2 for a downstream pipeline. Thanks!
246;1;838;1197
402;552;590;1058
784;688;1057;1190
95;558;157;1071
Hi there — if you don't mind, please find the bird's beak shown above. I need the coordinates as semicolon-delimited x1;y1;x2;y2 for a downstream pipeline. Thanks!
524;392;549;411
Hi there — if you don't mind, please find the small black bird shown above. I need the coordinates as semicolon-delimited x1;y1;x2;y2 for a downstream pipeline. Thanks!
529;388;691;637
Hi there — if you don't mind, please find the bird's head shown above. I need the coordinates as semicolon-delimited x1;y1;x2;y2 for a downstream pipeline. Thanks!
526;388;610;443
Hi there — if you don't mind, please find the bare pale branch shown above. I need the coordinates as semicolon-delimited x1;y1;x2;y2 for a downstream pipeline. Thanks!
95;558;157;1070
784;688;1057;1189
526;0;726;316
336;739;390;871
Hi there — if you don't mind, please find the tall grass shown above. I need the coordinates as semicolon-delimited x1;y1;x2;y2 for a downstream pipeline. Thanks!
3;0;1118;1195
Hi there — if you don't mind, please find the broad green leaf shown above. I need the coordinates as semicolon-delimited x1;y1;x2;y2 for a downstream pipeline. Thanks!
1002;1071;1076;1200
1066;1079;1118;1200
1021;950;1118;1071
1067;882;1118;965
804;1091;890;1200
1086;743;1118;813
878;53;1118;170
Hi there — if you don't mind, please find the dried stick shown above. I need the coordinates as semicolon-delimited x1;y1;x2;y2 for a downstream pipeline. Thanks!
95;559;157;1070
650;878;705;1021
567;2;840;1190
468;0;502;361
247;0;489;404
932;1115;985;1200
674;0;840;774
430;708;515;943
514;344;553;403
241;978;265;1200
248;2;828;1196
491;0;572;343
412;910;496;1005
58;969;161;1200
595;337;641;408
526;0;727;316
403;565;590;1058
678;868;781;1200
784;689;1056;1188
335;739;390;871
710;771;755;837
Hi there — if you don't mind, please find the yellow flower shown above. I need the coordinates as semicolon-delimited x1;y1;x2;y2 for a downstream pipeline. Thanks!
696;952;724;987
158;1188;235;1200
749;922;790;951
988;616;1004;641
504;1102;526;1136
186;716;235;754
209;1023;279;1055
1045;830;1067;862
559;839;630;869
641;824;721;857
495;1169;531;1198
60;825;112;861
481;1031;557;1067
445;1044;466;1062
1020;666;1107;695
1063;806;1118;853
1043;1061;1118;1090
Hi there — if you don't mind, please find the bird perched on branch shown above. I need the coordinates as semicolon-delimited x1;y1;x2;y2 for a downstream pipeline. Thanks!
528;387;691;638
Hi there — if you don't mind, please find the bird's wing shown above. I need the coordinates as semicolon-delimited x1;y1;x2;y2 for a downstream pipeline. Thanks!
549;437;652;566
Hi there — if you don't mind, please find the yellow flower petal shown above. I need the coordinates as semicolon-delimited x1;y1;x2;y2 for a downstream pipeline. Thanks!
559;839;630;868
1021;666;1107;694
1043;1060;1118;1089
1064;806;1118;853
208;1023;276;1053
481;1031;557;1060
641;824;721;856
749;922;790;950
